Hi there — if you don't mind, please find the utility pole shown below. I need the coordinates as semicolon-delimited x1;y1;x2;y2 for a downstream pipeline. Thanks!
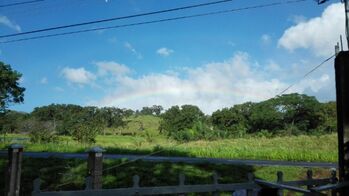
334;1;349;195
318;1;349;195
344;0;349;47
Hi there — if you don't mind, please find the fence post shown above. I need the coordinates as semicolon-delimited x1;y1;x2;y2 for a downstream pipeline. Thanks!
212;171;220;196
32;178;41;195
246;173;255;196
178;173;186;196
133;175;140;195
276;171;283;196
306;169;313;191
5;144;23;196
87;146;104;189
330;168;338;196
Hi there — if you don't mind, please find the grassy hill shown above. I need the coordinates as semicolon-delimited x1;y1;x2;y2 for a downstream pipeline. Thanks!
108;115;161;137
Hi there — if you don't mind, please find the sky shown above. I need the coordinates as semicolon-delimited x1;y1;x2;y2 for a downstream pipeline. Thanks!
0;0;346;114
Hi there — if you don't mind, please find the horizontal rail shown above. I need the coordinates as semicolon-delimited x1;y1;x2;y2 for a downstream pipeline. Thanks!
32;182;260;196
0;151;338;168
311;181;349;192
283;178;331;186
254;179;326;195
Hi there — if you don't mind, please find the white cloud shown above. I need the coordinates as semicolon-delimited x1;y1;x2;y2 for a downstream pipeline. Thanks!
228;41;236;47
157;47;174;57
125;42;142;59
96;61;130;76
265;60;280;72
61;67;96;85
54;87;64;92
89;52;331;114
278;3;345;57
40;77;48;84
261;34;271;45
293;74;330;93
288;15;307;24
0;15;21;32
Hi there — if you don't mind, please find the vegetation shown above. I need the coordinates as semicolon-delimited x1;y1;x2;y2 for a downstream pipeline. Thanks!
0;93;337;143
0;157;333;194
0;61;25;113
1;133;337;162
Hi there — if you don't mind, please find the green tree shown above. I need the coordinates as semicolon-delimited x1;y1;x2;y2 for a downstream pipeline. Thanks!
319;101;337;133
211;107;247;137
69;108;102;143
273;93;322;133
28;120;58;143
0;61;25;113
159;105;207;141
0;110;27;133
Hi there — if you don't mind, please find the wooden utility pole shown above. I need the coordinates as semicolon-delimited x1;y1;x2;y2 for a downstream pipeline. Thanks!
335;51;349;195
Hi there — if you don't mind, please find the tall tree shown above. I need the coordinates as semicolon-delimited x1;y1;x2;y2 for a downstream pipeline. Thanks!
0;61;25;113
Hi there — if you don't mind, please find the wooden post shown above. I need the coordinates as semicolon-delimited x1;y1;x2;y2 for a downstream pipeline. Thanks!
87;146;104;189
178;173;186;196
330;168;338;196
306;170;313;190
212;172;220;196
335;51;349;195
133;175;140;196
246;173;255;196
276;171;283;196
5;144;23;196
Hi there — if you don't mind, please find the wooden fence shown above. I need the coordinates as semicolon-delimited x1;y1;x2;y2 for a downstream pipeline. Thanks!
3;144;344;196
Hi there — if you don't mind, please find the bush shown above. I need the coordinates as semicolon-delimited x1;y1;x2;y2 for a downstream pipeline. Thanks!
28;121;58;143
255;130;273;138
70;122;100;144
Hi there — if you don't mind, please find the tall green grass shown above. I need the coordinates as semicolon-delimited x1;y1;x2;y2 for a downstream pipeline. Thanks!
0;133;337;162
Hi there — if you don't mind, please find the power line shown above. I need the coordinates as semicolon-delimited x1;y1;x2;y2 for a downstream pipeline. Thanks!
0;0;307;44
0;0;44;8
0;0;233;39
276;54;335;96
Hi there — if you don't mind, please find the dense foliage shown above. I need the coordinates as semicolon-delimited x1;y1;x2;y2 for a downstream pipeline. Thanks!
0;93;337;143
0;61;25;113
160;94;337;141
211;93;336;138
0;104;133;143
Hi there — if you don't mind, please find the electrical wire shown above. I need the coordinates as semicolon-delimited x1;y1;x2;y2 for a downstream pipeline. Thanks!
0;0;233;39
276;54;335;96
0;0;307;44
0;0;44;8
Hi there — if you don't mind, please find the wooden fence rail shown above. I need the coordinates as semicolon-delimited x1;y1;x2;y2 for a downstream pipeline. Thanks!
2;144;342;196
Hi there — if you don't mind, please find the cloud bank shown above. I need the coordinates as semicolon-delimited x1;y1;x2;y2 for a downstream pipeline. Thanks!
84;52;331;114
279;3;345;57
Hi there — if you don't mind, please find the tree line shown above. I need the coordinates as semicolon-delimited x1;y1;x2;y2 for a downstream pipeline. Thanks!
160;93;337;141
0;104;165;143
0;61;338;143
0;93;337;143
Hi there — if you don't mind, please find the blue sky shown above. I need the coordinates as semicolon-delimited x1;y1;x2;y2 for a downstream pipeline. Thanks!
0;0;345;114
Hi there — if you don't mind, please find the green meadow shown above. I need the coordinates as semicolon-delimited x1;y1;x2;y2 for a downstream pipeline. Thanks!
1;133;337;162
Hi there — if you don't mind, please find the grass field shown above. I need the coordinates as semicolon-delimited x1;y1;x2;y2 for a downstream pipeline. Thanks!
0;133;337;162
0;115;337;194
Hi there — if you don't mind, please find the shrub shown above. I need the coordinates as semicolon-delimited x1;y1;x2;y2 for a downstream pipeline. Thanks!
70;122;100;144
28;121;58;143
